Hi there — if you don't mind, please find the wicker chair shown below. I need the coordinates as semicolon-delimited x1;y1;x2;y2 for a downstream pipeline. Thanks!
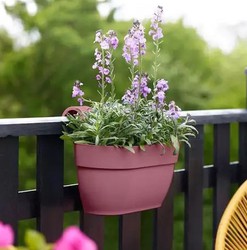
215;180;247;250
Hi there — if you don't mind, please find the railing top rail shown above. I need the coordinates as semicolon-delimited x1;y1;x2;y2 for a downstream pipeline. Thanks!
0;116;67;125
0;116;67;137
182;108;247;124
0;109;246;137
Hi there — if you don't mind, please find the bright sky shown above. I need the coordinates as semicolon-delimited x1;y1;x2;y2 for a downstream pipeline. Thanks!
98;0;247;53
0;0;246;53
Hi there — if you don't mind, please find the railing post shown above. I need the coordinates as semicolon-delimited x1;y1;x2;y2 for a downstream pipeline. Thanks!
245;67;247;109
238;68;247;183
0;136;19;243
82;214;105;250
119;213;141;250
153;184;174;250
212;124;230;246
239;122;247;183
36;135;64;242
184;125;204;250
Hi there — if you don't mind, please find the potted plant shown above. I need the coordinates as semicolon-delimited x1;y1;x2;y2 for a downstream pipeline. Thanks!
62;6;197;215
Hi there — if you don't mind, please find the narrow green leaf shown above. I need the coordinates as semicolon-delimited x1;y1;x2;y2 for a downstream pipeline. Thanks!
25;230;47;250
171;135;180;155
95;135;99;145
124;146;135;153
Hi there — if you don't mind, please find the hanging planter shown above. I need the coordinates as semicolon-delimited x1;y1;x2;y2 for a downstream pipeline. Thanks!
74;143;178;215
63;107;178;215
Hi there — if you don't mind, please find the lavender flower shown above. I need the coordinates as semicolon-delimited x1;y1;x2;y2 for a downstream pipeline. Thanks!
77;98;83;106
122;20;146;66
149;6;164;41
93;30;119;92
153;79;169;108
122;89;136;105
167;101;181;119
94;30;119;51
122;74;151;105
72;80;84;106
107;30;119;49
155;79;169;92
139;74;151;97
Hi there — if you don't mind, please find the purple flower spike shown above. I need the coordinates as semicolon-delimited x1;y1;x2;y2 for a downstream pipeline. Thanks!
94;30;102;43
93;30;118;87
149;6;164;41
100;40;110;50
107;30;119;50
140;74;151;98
72;80;84;106
77;98;83;106
155;79;169;92
153;79;169;108
122;20;146;66
122;89;136;105
122;73;151;105
167;101;181;119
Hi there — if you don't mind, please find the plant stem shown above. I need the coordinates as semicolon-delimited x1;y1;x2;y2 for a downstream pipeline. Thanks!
101;50;106;104
152;41;160;90
109;49;115;100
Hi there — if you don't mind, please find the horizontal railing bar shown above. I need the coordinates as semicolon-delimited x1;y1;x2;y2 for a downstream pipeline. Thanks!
0;109;247;136
17;163;239;220
181;109;247;124
0;123;65;137
0;117;67;137
63;184;82;212
0;116;67;125
18;190;37;219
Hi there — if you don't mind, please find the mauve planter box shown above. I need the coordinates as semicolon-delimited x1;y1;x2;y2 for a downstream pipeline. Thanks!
74;143;178;215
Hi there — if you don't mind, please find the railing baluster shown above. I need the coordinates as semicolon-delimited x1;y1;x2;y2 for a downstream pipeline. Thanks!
0;136;19;243
184;125;204;250
213;124;230;245
239;122;247;182
82;214;104;250
119;212;141;250
153;184;174;250
36;135;64;241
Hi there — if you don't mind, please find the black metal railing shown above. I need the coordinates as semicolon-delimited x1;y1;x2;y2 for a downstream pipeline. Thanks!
0;109;247;250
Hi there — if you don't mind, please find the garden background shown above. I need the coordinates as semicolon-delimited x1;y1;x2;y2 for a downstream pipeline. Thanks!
0;0;246;249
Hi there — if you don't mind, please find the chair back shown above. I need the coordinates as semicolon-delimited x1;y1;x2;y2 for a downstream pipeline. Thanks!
215;180;247;250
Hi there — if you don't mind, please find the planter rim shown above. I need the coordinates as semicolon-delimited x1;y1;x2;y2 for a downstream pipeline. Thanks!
74;143;178;170
74;142;173;149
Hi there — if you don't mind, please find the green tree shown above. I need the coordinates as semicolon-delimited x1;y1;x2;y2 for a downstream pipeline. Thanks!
1;0;101;117
209;39;247;109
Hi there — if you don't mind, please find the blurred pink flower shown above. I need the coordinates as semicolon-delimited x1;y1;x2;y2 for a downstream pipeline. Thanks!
0;222;14;247
54;226;97;250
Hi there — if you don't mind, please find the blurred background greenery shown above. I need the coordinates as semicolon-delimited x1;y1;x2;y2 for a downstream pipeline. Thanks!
0;0;246;249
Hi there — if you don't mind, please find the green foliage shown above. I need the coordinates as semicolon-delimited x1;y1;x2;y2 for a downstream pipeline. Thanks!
208;39;247;109
5;230;53;250
1;0;101;117
0;29;13;58
22;230;52;250
62;99;197;152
